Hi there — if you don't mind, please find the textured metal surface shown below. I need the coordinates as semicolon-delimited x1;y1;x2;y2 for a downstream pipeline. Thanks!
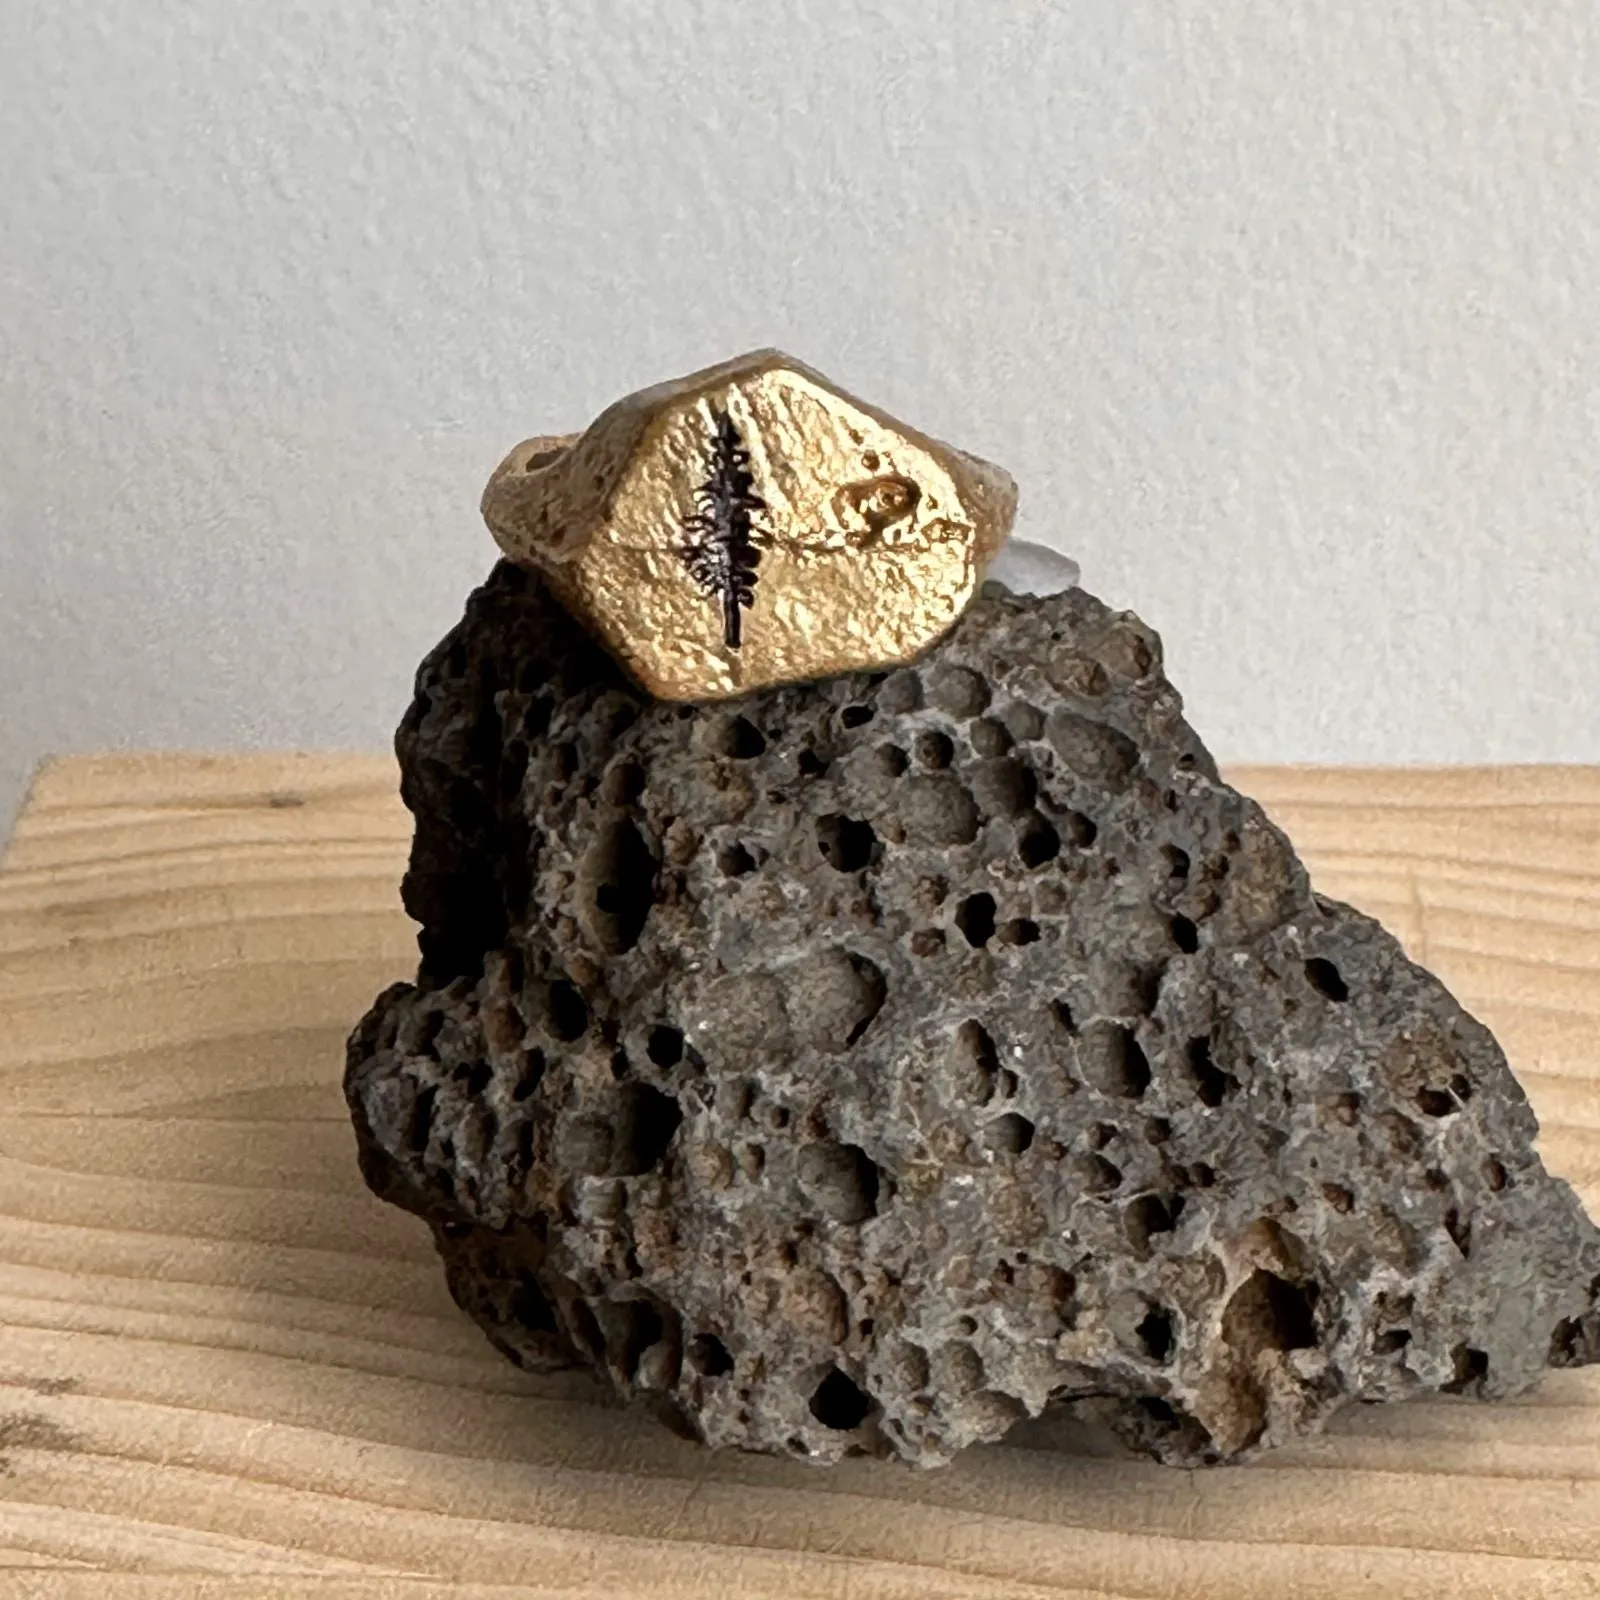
481;350;1018;701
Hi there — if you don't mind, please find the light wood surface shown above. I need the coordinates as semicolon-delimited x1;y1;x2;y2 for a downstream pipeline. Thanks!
0;753;1597;1599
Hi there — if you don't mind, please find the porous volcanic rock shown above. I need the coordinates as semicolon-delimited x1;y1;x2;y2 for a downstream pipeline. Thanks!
345;560;1600;1467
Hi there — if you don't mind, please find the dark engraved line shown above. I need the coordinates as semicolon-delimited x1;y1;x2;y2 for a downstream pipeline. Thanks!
681;406;764;650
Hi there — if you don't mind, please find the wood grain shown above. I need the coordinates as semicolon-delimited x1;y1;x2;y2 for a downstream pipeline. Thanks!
0;753;1597;1599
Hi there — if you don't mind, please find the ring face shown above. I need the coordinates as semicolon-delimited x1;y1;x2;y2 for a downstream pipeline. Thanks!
481;349;1019;701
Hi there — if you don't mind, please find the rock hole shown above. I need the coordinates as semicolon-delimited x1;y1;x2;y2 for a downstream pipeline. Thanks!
445;1054;487;1097
518;692;554;738
1163;844;1190;880
689;1332;734;1377
999;918;1040;946
898;774;980;845
1136;1306;1175;1363
840;953;887;1046
1374;1328;1412;1354
647;1025;684;1067
1170;915;1199;953
608;1298;665;1381
1139;1396;1176;1422
915;730;955;769
499;740;531;800
1081;1022;1151;1099
512;1048;546;1101
983;1113;1034;1154
547;980;589;1042
1484;1156;1508;1192
1416;1087;1456;1118
972;757;1036;816
1051;999;1076;1034
1322;1183;1354;1213
568;1298;604;1361
1189;1162;1217;1188
816;813;878;872
1550;1305;1600;1367
841;703;876;728
1443;1344;1488;1394
586;818;656;953
797;747;829;777
970;717;1012;757
876;669;922;713
510;1272;559;1336
1223;1270;1317;1354
1017;814;1060;867
1449;1072;1473;1102
502;940;528;992
1144;1117;1171;1145
1305;958;1349;1001
1047;712;1139;787
797;1141;880;1223
599;759;646;805
955;892;997;948
613;1083;682;1175
414;1010;446;1055
928;665;991;718
1186;1035;1235;1106
1002;701;1045;741
408;1085;438;1154
1379;1110;1423;1158
875;744;909;778
952;1020;1000;1101
720;716;767;758
551;741;579;782
1124;1194;1177;1252
810;1367;873;1430
719;842;757;877
1444;1206;1471;1256
910;928;945;957
1065;811;1098;846
1073;1153;1122;1194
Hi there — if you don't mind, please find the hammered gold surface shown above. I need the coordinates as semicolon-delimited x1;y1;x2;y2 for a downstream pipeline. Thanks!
480;349;1018;700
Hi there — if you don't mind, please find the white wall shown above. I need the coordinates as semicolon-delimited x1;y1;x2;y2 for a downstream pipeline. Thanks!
3;2;1598;834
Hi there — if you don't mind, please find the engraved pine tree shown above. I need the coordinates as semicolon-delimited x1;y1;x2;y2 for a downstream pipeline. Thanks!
681;406;764;650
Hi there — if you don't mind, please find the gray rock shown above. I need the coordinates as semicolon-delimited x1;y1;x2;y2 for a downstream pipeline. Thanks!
345;560;1600;1468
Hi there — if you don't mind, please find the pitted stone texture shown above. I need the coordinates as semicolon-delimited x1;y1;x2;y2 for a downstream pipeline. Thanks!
346;561;1600;1468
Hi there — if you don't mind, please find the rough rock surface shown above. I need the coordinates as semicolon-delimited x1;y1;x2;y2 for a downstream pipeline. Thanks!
346;559;1600;1468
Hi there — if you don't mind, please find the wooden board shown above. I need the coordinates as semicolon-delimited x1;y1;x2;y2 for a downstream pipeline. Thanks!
0;753;1597;1599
